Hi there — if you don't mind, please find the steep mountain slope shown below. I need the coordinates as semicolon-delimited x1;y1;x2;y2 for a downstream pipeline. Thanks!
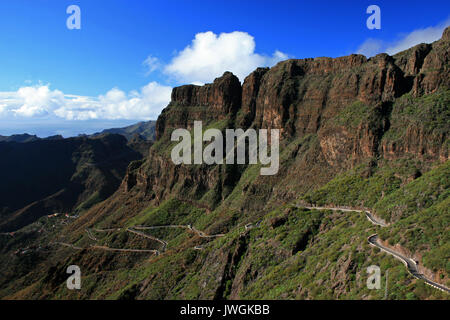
0;27;448;300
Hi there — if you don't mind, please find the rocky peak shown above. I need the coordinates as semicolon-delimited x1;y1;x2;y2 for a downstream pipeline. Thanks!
156;72;242;139
393;43;432;76
170;71;241;113
443;26;450;42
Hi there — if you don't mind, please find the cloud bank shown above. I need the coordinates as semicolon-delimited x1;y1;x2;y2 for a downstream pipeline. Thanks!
0;82;172;121
357;18;450;57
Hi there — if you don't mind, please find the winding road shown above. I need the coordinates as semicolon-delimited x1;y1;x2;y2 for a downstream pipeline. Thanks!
299;205;449;294
89;245;159;254
85;228;98;241
303;206;387;226
367;234;449;293
52;204;449;294
54;241;158;254
72;223;225;256
134;224;225;238
126;228;168;251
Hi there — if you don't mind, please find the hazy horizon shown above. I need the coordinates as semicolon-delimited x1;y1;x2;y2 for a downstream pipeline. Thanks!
0;119;143;138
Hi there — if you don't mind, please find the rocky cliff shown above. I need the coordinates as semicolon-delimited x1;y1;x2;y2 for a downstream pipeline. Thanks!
156;71;242;139
124;27;448;213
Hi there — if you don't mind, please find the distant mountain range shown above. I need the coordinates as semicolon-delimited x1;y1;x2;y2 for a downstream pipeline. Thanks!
0;120;156;143
0;134;63;143
0;133;150;232
90;120;156;141
0;121;155;231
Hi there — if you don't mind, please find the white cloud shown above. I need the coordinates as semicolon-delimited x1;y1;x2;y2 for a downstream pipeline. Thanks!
164;31;288;83
143;55;160;75
356;38;384;58
385;20;450;54
0;82;172;121
15;86;64;117
357;18;450;57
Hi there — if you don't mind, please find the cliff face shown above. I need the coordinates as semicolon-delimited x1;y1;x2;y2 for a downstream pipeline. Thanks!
396;26;450;96
251;55;399;132
156;72;242;139
126;27;449;211
159;26;447;158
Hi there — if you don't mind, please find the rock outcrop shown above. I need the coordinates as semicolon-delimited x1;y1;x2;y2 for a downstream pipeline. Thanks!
156;72;242;139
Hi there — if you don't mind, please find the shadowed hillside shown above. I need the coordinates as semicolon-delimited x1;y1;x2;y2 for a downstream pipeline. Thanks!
0;134;147;232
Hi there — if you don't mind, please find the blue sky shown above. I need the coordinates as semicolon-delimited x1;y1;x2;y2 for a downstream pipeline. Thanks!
0;0;449;137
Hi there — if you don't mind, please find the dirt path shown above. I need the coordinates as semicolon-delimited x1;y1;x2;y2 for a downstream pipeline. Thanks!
52;242;83;250
71;223;225;256
89;245;159;254
126;228;168;251
134;224;225;238
302;206;387;226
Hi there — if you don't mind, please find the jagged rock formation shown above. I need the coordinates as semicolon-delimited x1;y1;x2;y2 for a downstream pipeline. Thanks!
156;72;242;139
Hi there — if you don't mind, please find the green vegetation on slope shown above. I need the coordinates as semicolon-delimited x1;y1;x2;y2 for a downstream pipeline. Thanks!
303;160;449;279
383;89;450;143
374;161;449;222
31;206;445;300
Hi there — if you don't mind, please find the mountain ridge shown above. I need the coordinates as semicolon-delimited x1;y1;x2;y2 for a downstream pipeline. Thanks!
0;27;448;300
